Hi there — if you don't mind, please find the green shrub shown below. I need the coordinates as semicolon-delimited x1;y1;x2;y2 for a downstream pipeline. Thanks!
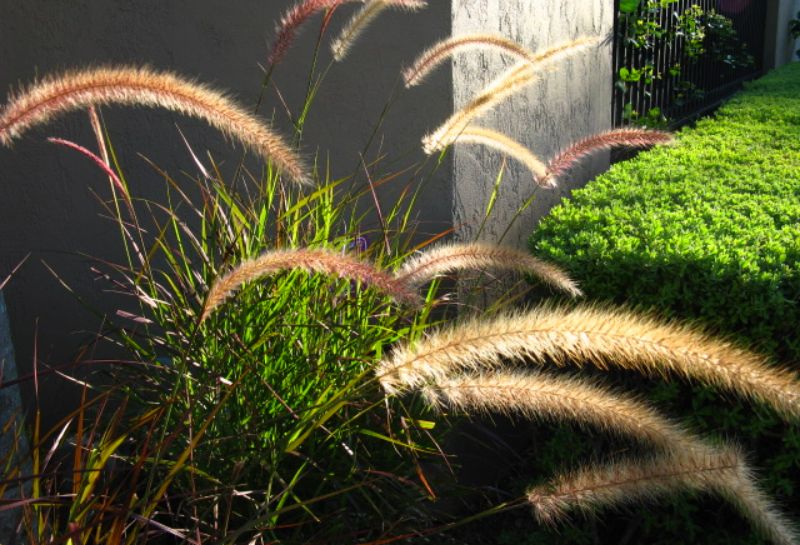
530;63;800;544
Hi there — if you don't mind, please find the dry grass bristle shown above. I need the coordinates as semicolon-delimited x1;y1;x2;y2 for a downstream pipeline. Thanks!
269;0;357;65
423;371;701;451
375;305;800;420
396;242;581;297
422;61;533;154
543;128;674;186
47;137;131;208
0;66;310;185
403;34;538;87
331;0;428;61
527;446;798;545
87;106;109;166
421;37;598;153
201;248;420;322
447;126;551;187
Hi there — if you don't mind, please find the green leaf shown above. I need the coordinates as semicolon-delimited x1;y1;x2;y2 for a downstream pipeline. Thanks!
619;0;642;13
619;66;642;82
404;418;436;430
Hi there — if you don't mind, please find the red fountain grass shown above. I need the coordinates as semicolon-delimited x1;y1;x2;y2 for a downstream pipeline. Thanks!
331;0;428;61
269;0;355;65
47;137;133;215
0;66;311;185
201;247;422;322
544;128;673;186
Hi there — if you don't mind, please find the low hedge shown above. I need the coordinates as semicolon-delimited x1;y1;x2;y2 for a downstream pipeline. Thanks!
528;63;800;544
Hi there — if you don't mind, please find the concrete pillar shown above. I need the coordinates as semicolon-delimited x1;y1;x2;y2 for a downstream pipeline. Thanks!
795;0;800;61
764;0;800;70
450;0;614;249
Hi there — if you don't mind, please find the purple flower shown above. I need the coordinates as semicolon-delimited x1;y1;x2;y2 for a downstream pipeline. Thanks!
346;235;370;254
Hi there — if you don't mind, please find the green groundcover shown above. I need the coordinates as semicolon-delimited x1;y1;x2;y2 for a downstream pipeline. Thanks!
528;63;800;544
533;62;800;362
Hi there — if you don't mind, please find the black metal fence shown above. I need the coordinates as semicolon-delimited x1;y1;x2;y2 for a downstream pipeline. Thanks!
612;0;767;127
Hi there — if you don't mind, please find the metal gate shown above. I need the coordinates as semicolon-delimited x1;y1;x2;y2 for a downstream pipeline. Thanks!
612;0;767;127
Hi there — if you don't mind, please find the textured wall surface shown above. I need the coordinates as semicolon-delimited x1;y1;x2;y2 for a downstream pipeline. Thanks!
0;291;26;541
450;0;613;249
0;1;452;418
764;0;800;69
777;0;800;67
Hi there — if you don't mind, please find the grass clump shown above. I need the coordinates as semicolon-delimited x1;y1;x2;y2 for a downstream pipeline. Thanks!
530;63;800;543
104;164;445;544
4;5;798;543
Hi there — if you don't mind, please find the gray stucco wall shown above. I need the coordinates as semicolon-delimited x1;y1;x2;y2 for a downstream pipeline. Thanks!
0;1;452;419
450;0;613;249
766;0;800;69
0;291;26;541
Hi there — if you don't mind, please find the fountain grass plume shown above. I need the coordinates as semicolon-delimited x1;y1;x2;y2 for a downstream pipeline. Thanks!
447;126;552;187
0;66;311;185
375;304;800;420
201;248;421;322
543;128;674;186
331;0;428;62
422;370;702;451
403;34;540;88
269;0;357;65
422;61;534;153
528;446;799;545
422;37;598;153
396;241;582;297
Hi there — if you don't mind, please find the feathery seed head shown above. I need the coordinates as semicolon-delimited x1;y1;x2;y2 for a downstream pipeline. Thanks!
527;448;738;523
201;248;421;322
422;37;599;153
375;304;800;420
396;242;581;297
269;0;355;65
543;128;673;186
403;33;538;88
528;446;799;545
332;0;428;62
0;66;311;185
423;61;535;153
405;35;598;89
447;126;551;186
423;370;700;451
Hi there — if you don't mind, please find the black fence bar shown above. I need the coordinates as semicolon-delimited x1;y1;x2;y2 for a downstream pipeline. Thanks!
612;0;767;128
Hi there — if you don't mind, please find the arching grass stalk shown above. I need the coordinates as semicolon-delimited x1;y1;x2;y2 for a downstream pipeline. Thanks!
528;446;799;545
376;304;800;419
0;67;310;185
331;0;428;61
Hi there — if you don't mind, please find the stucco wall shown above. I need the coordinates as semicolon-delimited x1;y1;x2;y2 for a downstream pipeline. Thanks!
792;0;800;63
450;0;613;249
0;291;26;540
765;0;800;68
0;1;452;418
